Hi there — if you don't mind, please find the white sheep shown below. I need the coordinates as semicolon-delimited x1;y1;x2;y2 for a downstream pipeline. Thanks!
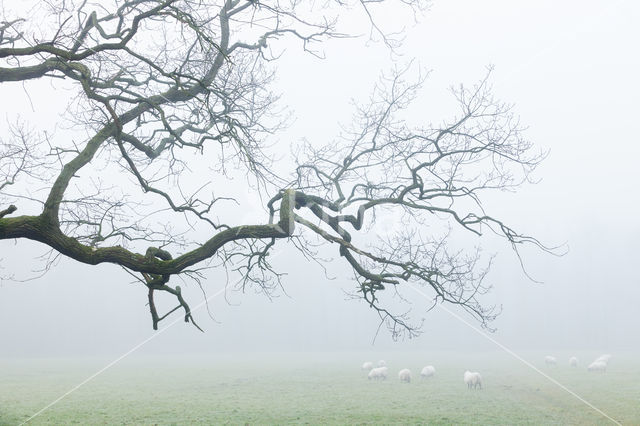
398;368;412;383
362;361;374;371
368;366;388;380
378;366;388;379
367;367;381;380
569;356;578;367
463;371;482;389
420;365;436;379
588;361;607;373
377;359;387;367
544;356;557;366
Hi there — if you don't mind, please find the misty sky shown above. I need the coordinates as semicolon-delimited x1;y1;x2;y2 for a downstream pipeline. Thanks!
1;0;639;357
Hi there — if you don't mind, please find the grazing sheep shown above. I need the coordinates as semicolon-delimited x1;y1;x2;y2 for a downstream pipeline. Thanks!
463;371;482;389
588;361;607;373
362;361;374;371
368;367;381;380
379;366;388;379
377;360;387;367
544;356;557;366
398;368;412;383
587;354;611;372
420;365;436;379
368;366;388;380
569;356;578;367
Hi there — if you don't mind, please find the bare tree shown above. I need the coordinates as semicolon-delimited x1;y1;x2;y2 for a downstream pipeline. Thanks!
0;0;549;336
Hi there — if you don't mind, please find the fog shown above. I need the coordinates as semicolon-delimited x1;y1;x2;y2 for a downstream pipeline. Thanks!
1;0;639;363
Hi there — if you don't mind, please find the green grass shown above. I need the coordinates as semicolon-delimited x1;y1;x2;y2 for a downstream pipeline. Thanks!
1;352;638;425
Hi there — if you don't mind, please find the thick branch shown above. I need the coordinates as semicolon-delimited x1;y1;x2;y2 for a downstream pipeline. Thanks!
0;191;295;275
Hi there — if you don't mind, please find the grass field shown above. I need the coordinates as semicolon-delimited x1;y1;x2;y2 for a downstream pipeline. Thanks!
1;351;638;425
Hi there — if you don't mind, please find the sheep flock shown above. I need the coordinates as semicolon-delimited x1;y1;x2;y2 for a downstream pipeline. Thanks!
360;352;615;389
